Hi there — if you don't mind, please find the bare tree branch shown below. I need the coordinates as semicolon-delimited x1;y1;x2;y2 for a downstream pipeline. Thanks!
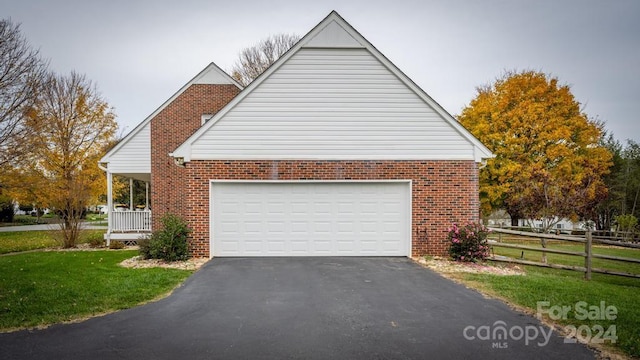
231;33;300;86
0;18;47;167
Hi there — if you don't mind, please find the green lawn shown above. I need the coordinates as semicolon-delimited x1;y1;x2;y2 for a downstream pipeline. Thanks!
0;230;105;254
457;239;640;357
0;250;193;331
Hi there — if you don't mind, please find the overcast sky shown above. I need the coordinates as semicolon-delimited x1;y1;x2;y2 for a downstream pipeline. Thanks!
2;0;639;143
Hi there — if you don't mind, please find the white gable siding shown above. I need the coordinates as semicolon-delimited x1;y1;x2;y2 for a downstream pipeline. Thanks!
190;48;475;160
107;122;151;173
304;20;364;48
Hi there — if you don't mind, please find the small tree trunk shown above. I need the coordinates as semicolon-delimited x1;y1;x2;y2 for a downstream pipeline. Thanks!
632;185;639;218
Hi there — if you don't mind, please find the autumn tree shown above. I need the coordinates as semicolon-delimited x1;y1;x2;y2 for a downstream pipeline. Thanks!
0;18;47;167
25;72;117;247
231;33;300;86
458;70;612;231
3;164;50;223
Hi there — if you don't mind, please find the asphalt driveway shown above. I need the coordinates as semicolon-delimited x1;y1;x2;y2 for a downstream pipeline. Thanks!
0;257;594;359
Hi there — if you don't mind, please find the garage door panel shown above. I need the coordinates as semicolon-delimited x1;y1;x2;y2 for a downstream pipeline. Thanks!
383;221;402;231
337;202;355;214
337;221;355;232
219;239;239;253
360;202;379;214
291;221;309;232
244;238;263;251
266;221;285;232
212;182;409;257
291;239;309;251
360;221;379;233
313;202;332;215
243;202;262;215
360;240;378;251
219;220;239;232
290;202;308;214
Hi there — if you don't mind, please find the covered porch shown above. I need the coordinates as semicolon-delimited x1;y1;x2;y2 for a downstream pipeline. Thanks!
102;170;152;245
98;117;153;245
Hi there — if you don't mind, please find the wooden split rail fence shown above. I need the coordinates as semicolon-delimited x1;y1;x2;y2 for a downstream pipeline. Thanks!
487;227;640;280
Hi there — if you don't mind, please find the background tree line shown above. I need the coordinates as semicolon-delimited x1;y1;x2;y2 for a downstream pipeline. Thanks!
595;137;640;233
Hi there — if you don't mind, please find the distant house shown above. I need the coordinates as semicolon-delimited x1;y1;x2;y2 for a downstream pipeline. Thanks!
486;210;591;233
13;203;26;216
486;210;511;227
95;205;108;215
99;11;493;258
517;218;591;233
12;203;49;216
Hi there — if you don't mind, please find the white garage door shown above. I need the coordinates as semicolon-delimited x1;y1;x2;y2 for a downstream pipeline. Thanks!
211;182;410;257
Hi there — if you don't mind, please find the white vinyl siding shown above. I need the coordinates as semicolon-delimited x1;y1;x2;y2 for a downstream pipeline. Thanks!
107;122;151;173
190;48;474;160
211;181;410;257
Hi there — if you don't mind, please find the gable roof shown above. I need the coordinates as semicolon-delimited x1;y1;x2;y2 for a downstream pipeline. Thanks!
100;62;242;165
171;11;493;162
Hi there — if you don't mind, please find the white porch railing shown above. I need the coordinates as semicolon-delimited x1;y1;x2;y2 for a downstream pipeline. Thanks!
111;210;151;232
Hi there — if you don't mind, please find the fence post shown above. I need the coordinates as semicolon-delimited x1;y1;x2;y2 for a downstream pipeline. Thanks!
585;230;592;280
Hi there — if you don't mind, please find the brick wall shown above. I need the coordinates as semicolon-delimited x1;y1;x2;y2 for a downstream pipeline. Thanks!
183;160;480;258
150;84;240;229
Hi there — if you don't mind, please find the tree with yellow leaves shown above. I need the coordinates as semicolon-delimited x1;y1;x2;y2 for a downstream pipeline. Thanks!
459;70;612;231
24;72;117;247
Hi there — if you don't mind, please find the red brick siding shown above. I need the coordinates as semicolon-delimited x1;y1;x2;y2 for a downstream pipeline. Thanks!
183;160;480;258
150;84;240;229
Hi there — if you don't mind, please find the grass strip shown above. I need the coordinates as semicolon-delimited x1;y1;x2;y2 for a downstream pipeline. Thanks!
0;230;105;254
0;250;192;331
455;262;639;358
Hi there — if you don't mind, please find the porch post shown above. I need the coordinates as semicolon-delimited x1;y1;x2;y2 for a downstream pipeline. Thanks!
145;181;149;210
129;178;134;211
106;171;113;246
